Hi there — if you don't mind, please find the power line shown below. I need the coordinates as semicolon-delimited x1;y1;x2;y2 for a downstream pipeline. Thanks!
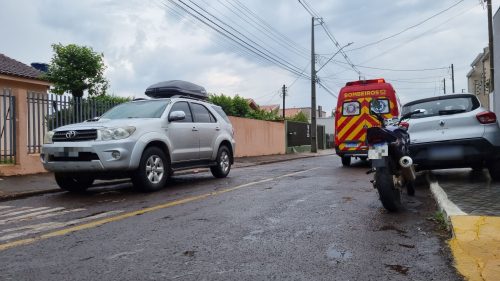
330;59;448;72
297;0;361;76
347;0;465;52
228;0;310;58
185;0;305;74
158;0;271;66
164;0;310;79
359;2;478;65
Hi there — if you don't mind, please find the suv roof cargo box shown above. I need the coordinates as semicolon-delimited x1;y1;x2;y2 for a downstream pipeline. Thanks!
145;80;208;100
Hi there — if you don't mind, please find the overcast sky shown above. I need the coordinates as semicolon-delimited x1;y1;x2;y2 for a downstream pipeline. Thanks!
1;0;498;115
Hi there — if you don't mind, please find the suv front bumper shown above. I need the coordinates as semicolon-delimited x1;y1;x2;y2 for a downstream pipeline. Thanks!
41;140;136;172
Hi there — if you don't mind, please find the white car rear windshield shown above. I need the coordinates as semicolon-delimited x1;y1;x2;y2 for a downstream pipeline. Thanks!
402;97;478;119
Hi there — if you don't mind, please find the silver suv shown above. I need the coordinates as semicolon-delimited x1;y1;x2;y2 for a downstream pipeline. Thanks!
41;81;236;192
401;93;500;179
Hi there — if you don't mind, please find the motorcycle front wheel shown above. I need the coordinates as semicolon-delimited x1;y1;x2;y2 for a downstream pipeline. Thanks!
375;167;402;212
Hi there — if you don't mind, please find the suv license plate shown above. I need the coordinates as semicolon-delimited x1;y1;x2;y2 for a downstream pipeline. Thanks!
368;143;388;159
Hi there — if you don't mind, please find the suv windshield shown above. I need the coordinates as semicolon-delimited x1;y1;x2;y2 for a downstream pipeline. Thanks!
100;99;170;119
402;96;478;119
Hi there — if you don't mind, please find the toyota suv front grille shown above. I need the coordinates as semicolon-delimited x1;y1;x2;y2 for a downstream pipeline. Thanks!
52;129;98;142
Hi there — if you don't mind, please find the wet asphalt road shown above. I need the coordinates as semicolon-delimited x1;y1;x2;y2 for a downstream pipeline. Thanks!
0;155;461;280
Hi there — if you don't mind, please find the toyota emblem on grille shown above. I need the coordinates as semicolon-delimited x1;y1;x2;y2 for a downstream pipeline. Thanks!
65;130;77;139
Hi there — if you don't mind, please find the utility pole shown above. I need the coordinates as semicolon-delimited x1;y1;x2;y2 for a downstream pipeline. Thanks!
487;0;494;92
443;78;446;94
281;84;286;120
451;64;455;93
310;17;317;153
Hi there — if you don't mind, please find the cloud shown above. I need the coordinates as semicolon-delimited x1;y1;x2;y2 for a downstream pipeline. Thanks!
0;0;497;115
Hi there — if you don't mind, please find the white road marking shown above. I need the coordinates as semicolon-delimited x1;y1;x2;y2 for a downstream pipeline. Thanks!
0;207;50;217
0;208;86;228
0;206;31;216
0;207;66;225
0;206;13;211
0;210;124;241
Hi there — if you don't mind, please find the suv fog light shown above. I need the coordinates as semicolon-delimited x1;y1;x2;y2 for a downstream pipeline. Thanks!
111;151;121;159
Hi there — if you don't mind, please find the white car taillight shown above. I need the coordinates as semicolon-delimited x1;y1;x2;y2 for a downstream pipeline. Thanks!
476;111;497;124
399;121;410;130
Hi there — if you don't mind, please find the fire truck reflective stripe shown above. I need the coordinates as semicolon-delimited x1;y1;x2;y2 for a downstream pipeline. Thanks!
338;105;370;142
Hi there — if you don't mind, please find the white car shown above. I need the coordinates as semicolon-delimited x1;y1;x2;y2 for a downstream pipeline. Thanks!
401;93;500;179
41;81;236;192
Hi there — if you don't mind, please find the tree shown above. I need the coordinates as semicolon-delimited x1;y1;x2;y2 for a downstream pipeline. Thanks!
289;111;309;122
208;93;280;121
44;43;109;98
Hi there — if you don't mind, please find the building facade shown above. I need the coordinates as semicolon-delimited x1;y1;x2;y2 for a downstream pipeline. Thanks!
467;47;491;109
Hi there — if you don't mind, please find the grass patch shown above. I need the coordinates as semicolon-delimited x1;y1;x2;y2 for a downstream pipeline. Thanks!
428;211;449;232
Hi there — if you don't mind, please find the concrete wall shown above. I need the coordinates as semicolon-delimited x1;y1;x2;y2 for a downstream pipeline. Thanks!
316;117;335;135
229;116;285;157
0;75;50;176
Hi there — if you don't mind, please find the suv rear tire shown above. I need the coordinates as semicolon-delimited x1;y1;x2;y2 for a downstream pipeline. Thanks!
210;145;231;178
132;147;169;192
54;173;94;193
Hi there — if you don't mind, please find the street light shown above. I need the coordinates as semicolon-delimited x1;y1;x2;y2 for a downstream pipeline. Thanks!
316;42;353;74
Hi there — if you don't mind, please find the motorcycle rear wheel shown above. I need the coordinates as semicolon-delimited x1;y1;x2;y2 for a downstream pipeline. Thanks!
375;167;402;212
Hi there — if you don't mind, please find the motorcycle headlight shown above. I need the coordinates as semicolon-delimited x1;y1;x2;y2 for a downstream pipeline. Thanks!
98;126;136;141
44;131;55;144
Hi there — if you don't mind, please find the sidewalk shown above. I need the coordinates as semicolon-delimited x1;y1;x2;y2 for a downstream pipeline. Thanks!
0;149;335;200
428;170;500;281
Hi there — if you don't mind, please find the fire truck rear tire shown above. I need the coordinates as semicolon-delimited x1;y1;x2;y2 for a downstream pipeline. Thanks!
341;156;351;166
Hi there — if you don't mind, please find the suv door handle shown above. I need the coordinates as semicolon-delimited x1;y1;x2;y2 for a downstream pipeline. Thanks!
192;127;198;131
215;127;221;131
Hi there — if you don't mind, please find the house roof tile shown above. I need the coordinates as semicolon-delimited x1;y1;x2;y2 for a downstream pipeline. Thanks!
0;53;44;80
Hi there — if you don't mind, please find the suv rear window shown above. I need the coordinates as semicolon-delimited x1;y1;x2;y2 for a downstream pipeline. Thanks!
212;106;231;123
402;96;479;119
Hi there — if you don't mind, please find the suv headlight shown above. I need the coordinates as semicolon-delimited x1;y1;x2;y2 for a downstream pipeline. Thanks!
44;131;55;144
98;126;136;141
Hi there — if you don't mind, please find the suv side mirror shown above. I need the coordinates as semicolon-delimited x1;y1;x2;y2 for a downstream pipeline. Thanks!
168;110;186;122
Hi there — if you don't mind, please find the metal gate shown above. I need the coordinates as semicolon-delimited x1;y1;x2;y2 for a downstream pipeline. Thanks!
317;125;325;149
286;121;310;147
0;89;16;164
27;93;122;154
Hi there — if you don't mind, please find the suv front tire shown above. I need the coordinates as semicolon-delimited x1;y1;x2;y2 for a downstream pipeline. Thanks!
132;147;169;192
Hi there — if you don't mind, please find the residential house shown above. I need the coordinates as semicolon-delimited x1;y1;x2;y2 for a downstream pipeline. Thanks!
467;47;491;109
0;53;51;175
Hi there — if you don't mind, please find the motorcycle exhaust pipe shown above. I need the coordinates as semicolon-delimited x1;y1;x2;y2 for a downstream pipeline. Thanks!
399;156;413;168
399;156;416;181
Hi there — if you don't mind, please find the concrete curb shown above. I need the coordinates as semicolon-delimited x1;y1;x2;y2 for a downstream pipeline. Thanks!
427;172;467;218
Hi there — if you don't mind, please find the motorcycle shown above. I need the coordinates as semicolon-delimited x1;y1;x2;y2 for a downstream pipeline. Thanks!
367;99;423;212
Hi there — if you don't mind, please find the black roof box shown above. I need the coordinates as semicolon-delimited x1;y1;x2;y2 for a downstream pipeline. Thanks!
145;80;208;100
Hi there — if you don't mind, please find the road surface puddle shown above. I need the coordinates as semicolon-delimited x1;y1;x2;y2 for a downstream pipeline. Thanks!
326;244;352;261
